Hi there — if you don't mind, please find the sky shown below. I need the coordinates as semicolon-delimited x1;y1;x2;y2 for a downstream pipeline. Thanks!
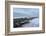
13;8;39;17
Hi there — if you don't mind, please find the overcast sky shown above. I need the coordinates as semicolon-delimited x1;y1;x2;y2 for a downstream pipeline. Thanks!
13;8;39;17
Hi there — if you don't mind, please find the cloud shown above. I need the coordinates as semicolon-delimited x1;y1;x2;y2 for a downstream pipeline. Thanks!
13;8;39;17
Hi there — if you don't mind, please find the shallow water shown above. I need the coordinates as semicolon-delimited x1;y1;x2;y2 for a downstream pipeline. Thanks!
22;18;39;27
